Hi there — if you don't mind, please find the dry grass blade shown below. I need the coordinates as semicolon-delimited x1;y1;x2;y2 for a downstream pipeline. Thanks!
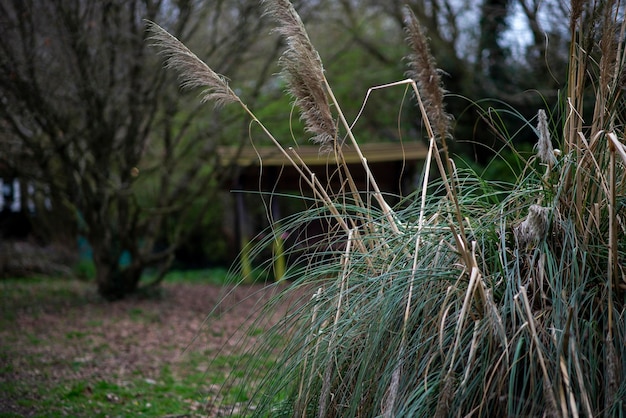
570;335;593;417
608;132;626;164
605;333;619;415
516;287;560;417
318;228;354;417
146;21;239;107
263;0;337;150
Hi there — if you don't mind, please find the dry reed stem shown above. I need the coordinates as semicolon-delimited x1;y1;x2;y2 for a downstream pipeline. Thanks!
405;78;470;262
469;241;488;316
559;355;577;417
605;134;618;415
459;320;480;390
320;77;402;235
438;286;454;355
570;334;593;417
297;287;323;417
554;324;578;418
447;264;482;377
383;124;439;416
318;228;354;417
609;136;617;307
349;79;412;131
331;148;367;213
516;287;560;417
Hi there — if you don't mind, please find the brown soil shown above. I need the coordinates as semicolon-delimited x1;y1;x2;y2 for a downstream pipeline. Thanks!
0;280;294;417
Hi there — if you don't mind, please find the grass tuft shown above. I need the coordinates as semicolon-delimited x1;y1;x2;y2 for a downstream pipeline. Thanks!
151;0;626;416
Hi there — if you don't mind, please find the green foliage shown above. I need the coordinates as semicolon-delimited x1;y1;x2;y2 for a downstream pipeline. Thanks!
0;359;209;417
161;268;230;285
72;259;97;281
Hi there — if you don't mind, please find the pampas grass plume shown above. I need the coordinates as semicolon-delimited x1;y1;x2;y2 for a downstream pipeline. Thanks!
404;6;451;143
515;204;550;247
263;0;337;150
536;109;556;165
146;21;240;107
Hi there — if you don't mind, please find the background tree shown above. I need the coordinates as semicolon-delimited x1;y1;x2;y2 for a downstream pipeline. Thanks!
0;0;278;299
316;0;574;164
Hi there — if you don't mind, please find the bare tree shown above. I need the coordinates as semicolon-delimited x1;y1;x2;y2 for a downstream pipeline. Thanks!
0;0;276;299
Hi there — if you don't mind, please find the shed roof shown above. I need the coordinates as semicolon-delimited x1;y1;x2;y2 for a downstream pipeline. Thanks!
217;141;429;168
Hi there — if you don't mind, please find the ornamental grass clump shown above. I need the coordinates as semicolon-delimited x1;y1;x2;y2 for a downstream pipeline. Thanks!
150;0;625;416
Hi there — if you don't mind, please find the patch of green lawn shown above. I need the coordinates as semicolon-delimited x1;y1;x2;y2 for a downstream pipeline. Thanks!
151;267;231;285
1;356;214;417
0;272;276;416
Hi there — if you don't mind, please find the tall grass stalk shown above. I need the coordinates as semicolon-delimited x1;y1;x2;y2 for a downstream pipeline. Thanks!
150;0;625;416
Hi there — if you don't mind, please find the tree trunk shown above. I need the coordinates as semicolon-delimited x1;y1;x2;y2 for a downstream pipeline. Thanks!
92;240;142;301
94;263;143;301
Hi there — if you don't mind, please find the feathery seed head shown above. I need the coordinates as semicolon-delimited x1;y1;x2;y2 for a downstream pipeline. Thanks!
404;6;451;142
536;109;556;165
146;21;239;107
570;0;584;31
263;0;337;151
515;204;550;247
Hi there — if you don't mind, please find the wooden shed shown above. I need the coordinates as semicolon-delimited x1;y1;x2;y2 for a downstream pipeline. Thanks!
218;141;429;194
217;141;429;278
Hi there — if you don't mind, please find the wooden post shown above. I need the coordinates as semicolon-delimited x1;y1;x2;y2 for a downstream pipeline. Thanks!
234;174;253;282
271;193;286;281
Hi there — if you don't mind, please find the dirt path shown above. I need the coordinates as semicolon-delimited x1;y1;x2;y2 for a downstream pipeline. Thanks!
0;279;292;416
